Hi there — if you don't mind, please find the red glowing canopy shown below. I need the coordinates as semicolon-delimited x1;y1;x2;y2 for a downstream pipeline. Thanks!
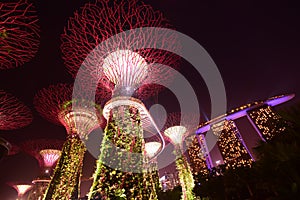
61;0;181;99
0;89;32;130
0;0;40;69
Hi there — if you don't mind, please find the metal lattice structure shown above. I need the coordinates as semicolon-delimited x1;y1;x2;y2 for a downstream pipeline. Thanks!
7;182;33;199
0;89;32;130
34;83;110;135
34;83;111;200
61;0;180;99
163;113;199;147
21;139;63;170
0;0;40;69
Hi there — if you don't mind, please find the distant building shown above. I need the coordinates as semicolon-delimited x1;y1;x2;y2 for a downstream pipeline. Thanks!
247;105;287;141
186;135;210;176
211;120;253;169
195;94;294;170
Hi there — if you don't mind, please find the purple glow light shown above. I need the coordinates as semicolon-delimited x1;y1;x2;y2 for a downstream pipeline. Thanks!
196;124;210;134
225;109;248;120
197;93;295;134
265;94;295;107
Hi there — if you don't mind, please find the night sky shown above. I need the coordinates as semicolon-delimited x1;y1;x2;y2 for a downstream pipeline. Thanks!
1;0;300;198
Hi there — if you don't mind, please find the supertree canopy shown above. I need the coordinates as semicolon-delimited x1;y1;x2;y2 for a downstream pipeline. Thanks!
39;149;61;168
21;139;63;176
21;139;62;200
34;83;111;200
0;89;32;130
60;0;181;199
61;0;180;99
144;142;162;199
163;113;199;200
0;0;40;70
145;142;162;160
8;182;33;200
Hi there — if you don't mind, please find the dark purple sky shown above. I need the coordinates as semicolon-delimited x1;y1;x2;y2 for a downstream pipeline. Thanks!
1;0;300;198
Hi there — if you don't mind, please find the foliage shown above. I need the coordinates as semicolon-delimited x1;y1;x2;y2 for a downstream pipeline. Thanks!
43;135;86;200
174;148;195;200
89;105;151;199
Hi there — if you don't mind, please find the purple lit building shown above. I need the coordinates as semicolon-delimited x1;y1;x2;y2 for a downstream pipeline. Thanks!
195;94;295;169
186;135;210;176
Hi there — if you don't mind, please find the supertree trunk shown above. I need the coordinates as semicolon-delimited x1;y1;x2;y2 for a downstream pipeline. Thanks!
151;164;161;197
141;171;157;200
142;159;160;200
43;135;86;200
163;113;199;200
174;146;195;200
89;105;146;200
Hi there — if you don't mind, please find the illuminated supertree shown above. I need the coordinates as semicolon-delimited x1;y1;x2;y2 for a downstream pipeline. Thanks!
21;139;63;176
0;0;40;70
8;182;32;200
163;113;198;200
61;0;180;199
61;0;180;99
20;139;63;200
144;141;162;199
34;83;110;200
0;89;32;130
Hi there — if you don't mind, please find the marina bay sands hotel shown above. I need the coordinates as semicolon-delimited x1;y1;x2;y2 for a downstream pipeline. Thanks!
186;94;295;176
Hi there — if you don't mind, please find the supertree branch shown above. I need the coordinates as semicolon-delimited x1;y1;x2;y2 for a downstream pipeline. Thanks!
0;89;32;130
0;0;40;69
34;83;111;200
61;0;180;98
34;83;110;136
0;138;20;157
21;139;63;172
